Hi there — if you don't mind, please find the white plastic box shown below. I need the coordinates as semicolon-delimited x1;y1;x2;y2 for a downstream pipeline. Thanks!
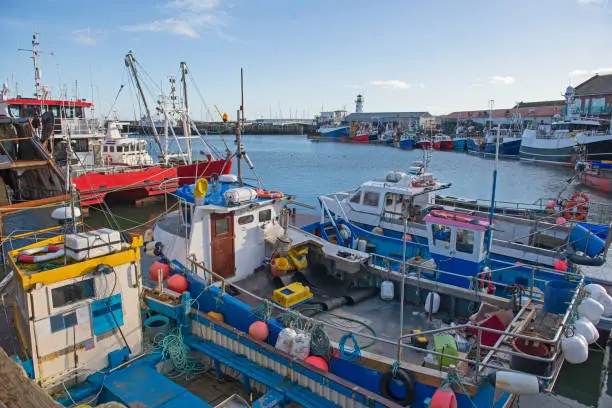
65;228;122;261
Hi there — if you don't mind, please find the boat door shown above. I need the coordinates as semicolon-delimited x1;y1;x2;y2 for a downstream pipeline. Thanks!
211;212;235;278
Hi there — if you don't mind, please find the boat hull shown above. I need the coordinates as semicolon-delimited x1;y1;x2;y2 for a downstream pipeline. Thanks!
453;138;477;151
398;139;415;149
484;139;522;156
520;136;612;165
579;171;612;194
438;141;454;151
416;141;431;149
74;157;232;206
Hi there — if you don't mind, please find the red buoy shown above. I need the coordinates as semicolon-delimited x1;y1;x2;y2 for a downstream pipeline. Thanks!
167;274;188;293
149;261;170;282
554;259;568;272
248;321;269;341
430;389;457;408
305;355;329;372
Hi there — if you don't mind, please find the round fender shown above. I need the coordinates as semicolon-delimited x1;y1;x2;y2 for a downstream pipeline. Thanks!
379;368;415;405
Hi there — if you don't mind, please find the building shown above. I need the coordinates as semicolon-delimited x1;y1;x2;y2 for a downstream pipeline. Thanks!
573;73;612;117
442;100;564;131
344;111;429;128
419;113;441;130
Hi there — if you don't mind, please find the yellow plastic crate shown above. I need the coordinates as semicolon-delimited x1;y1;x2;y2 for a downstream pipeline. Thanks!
271;282;313;308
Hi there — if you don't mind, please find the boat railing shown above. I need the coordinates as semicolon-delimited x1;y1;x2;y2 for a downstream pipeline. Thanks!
187;256;583;387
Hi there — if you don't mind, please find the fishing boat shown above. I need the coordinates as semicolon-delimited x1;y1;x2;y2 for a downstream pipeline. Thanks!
415;135;433;149
433;135;453;151
576;160;612;194
519;86;612;166
0;36;231;207
379;123;396;144
452;123;478;151
397;130;417;149
483;127;522;156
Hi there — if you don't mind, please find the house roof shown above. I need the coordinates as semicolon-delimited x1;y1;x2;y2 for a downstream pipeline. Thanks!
574;74;612;96
514;100;565;108
444;105;563;120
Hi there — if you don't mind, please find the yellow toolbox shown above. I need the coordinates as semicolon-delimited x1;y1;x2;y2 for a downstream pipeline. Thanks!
271;282;313;308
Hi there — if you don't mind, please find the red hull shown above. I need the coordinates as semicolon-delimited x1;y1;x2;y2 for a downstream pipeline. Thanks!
352;134;370;143
439;141;454;150
74;157;232;206
579;172;612;194
416;141;432;149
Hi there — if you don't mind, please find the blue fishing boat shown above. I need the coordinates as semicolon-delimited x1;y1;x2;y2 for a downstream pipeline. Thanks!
317;126;350;140
452;137;478;151
483;128;522;156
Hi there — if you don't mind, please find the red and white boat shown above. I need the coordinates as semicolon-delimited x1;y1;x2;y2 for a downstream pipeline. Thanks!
0;34;231;207
433;135;453;150
415;136;432;149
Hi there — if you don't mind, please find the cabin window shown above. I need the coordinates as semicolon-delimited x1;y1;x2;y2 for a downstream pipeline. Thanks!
363;191;380;207
109;146;114;153
103;146;108;153
50;311;78;333
259;209;272;222
116;146;123;153
75;107;83;118
349;191;361;204
8;105;21;117
51;279;94;309
385;193;394;207
456;228;475;254
238;214;254;225
72;138;89;153
214;218;229;235
431;223;451;248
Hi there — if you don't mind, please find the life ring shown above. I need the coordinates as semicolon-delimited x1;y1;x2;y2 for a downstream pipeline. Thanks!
256;189;284;199
105;155;113;165
563;192;589;221
17;245;64;263
379;368;415;405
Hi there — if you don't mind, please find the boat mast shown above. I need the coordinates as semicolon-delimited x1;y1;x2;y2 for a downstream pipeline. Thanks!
485;99;498;260
236;68;245;186
17;32;46;99
124;51;166;162
180;62;193;164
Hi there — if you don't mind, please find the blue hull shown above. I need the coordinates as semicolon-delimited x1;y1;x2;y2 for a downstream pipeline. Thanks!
319;127;349;139
399;139;415;149
484;139;521;156
453;139;477;151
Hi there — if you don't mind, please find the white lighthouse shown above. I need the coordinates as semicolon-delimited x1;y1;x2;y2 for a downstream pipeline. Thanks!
355;94;364;113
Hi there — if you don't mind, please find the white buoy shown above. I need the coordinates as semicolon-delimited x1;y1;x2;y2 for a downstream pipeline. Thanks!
51;206;82;221
492;371;541;395
577;297;604;324
574;317;599;344
275;328;297;353
584;284;607;300
562;334;589;364
380;280;394;300
424;292;440;314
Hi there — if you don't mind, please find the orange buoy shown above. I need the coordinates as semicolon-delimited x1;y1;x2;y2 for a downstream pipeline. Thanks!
554;259;568;272
249;321;269;341
207;311;224;322
167;274;188;293
430;389;457;408
556;217;567;225
305;355;329;372
149;261;170;282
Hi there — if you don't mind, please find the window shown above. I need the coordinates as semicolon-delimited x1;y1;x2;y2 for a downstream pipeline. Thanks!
363;191;380;207
349;192;361;204
50;311;78;333
259;209;272;222
72;138;89;153
456;228;475;254
103;145;108;153
51;279;94;308
431;223;451;247
238;214;254;225
109;146;114;153
215;218;229;235
116;146;123;153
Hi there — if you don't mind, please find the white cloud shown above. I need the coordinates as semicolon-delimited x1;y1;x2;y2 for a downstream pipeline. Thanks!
489;75;516;85
344;84;361;89
72;28;97;46
570;67;612;78
577;0;607;5
369;80;410;89
123;0;226;39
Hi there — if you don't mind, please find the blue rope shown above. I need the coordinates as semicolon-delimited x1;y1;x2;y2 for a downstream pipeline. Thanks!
339;333;361;362
391;360;401;377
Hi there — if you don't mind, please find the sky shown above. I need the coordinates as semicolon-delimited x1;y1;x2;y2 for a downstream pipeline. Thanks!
1;0;611;120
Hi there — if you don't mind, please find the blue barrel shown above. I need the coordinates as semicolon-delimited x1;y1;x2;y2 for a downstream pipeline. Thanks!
544;280;575;314
569;224;606;258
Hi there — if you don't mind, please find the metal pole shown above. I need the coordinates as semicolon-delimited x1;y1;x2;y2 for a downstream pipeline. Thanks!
397;216;408;362
124;51;165;162
180;62;192;164
485;118;500;261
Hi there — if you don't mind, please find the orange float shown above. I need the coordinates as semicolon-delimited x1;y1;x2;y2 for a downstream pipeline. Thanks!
256;189;284;199
249;321;269;341
563;192;589;221
430;389;457;408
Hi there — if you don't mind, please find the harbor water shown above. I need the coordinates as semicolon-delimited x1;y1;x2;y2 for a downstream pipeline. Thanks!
82;134;611;407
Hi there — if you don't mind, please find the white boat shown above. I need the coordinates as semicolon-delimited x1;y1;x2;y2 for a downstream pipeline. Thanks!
519;86;612;165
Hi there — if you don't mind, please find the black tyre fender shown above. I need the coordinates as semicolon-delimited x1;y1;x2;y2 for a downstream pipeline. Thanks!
379;368;415;405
